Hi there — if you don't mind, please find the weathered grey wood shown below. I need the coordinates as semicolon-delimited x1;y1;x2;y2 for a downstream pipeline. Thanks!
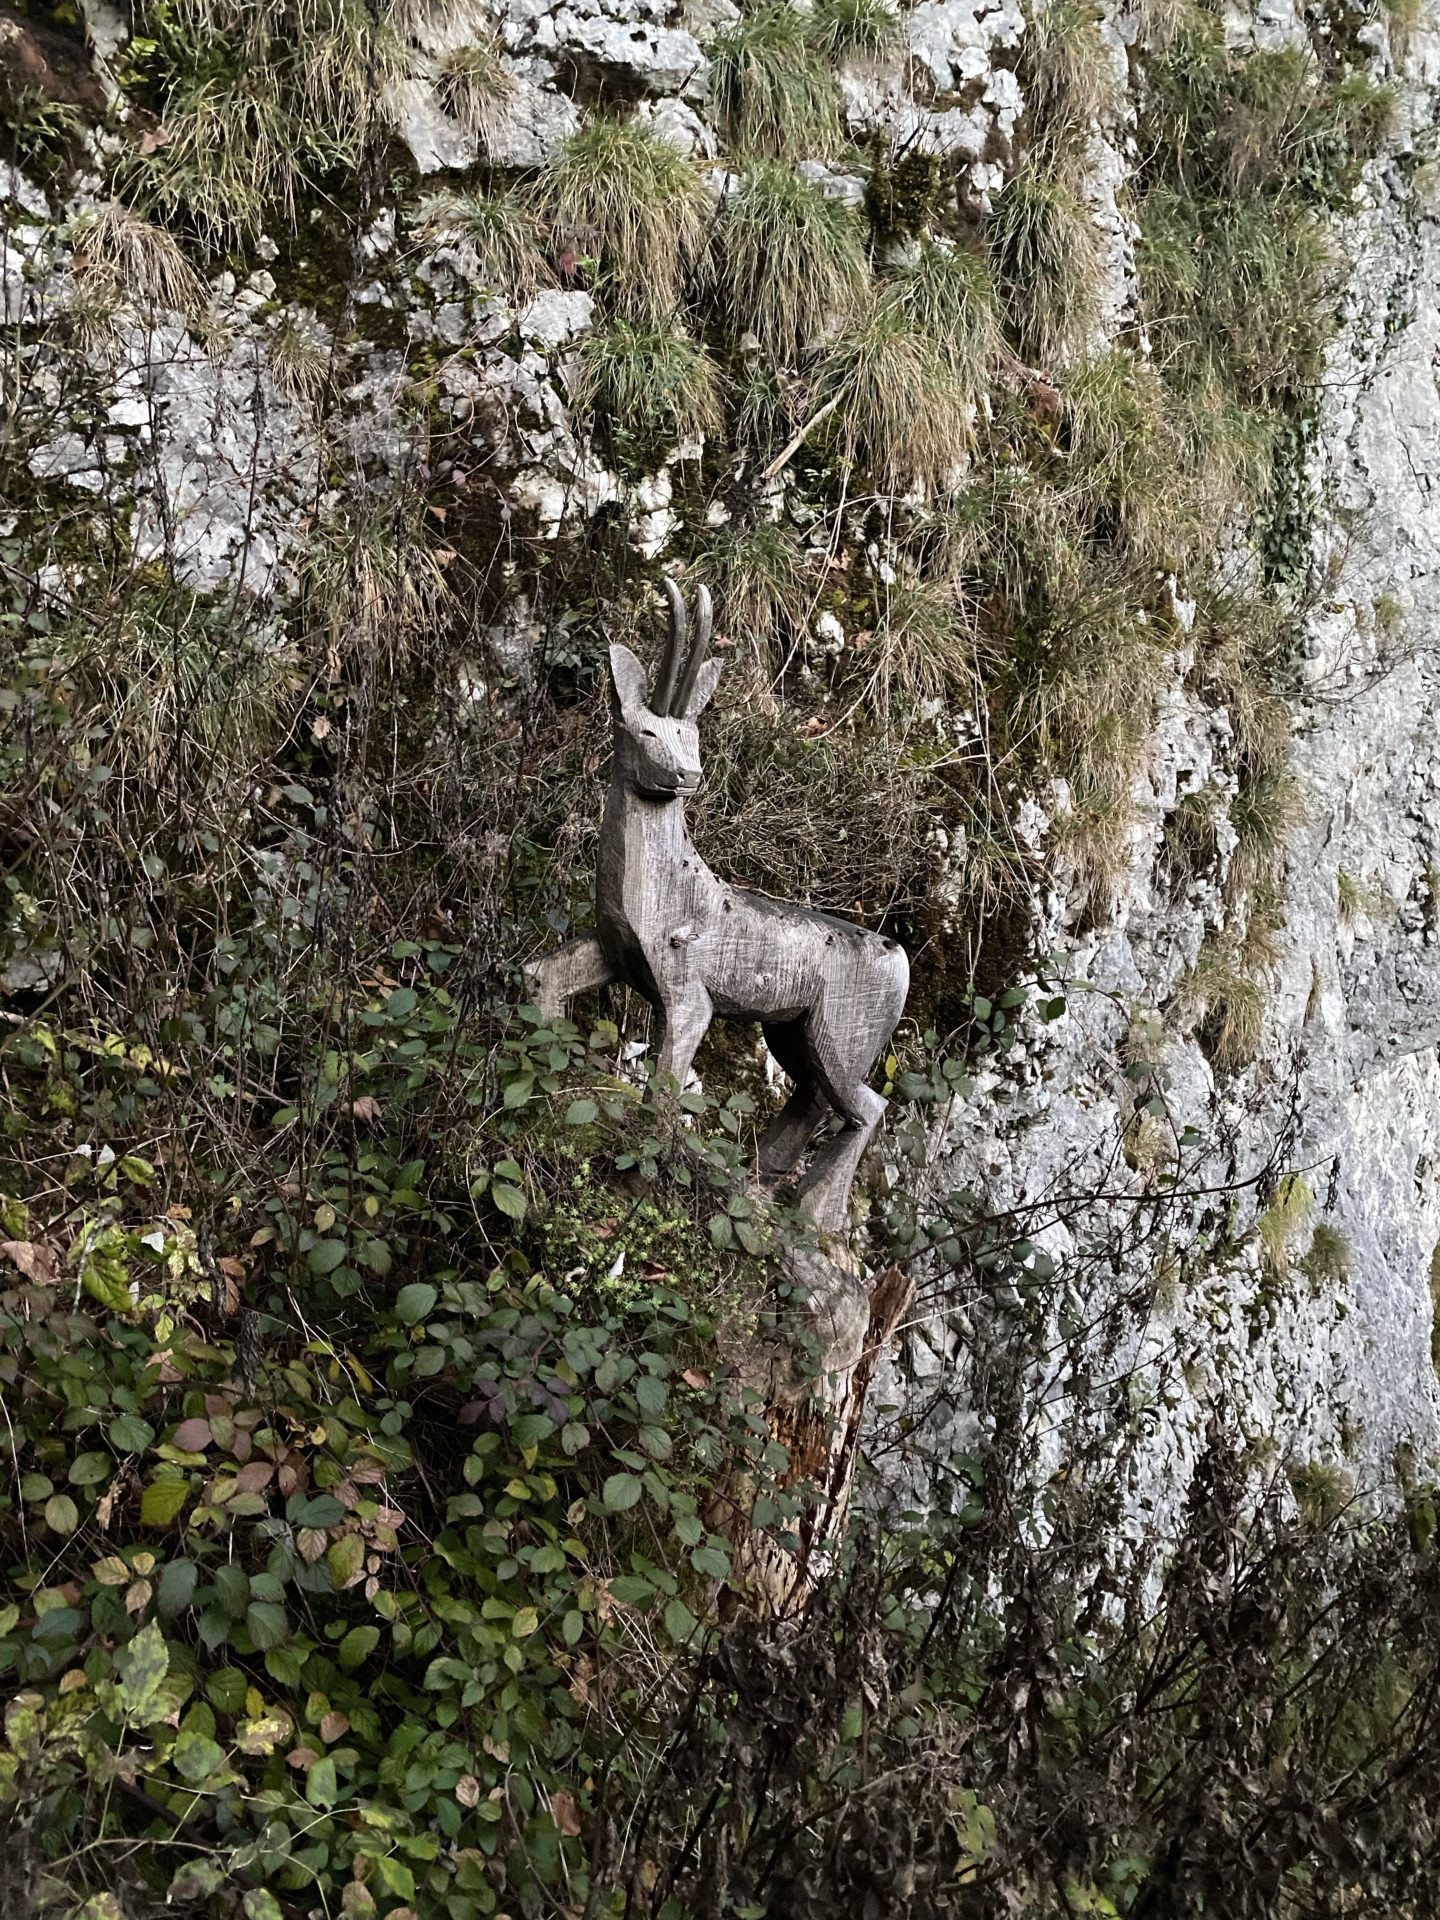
524;581;909;1232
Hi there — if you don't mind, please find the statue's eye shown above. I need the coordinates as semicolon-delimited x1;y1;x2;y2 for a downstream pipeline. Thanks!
640;728;658;739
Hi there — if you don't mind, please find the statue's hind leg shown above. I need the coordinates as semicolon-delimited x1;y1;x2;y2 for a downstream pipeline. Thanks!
795;1082;886;1233
757;1020;829;1183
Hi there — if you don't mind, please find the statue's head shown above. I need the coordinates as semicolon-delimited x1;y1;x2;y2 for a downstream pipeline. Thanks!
608;580;723;801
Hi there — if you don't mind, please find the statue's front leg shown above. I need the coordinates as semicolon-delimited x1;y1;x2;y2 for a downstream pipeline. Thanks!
522;934;614;1023
653;988;713;1095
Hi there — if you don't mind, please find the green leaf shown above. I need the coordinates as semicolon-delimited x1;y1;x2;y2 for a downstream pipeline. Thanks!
327;1533;365;1589
691;1544;730;1580
245;1601;289;1651
173;1728;225;1783
664;1596;699;1642
491;1181;526;1221
157;1558;198;1615
338;1624;380;1669
609;1575;654;1607
68;1451;112;1486
242;1894;285;1920
385;986;419;1018
601;1472;642;1514
511;1606;539;1638
307;1238;347;1275
44;1493;78;1534
306;1754;339;1808
140;1478;189;1527
565;1098;599;1125
115;1620;169;1721
394;1282;437;1325
561;1421;590;1455
109;1412;155;1453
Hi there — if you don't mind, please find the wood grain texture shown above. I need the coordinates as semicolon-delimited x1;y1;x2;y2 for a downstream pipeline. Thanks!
524;584;909;1232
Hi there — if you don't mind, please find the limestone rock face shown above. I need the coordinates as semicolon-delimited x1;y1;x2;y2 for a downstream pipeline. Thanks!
10;0;1440;1530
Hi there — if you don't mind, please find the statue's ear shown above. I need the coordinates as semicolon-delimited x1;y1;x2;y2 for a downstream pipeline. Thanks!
681;657;723;719
608;644;649;713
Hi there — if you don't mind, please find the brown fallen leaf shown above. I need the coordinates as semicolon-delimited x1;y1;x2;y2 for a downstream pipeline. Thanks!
1;1240;59;1285
455;1774;480;1808
347;1095;383;1123
549;1788;583;1837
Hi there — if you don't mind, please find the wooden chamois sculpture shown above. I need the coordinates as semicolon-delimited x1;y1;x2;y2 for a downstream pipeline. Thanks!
524;581;909;1233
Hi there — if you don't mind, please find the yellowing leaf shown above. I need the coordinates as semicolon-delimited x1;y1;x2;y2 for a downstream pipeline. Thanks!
140;1479;189;1528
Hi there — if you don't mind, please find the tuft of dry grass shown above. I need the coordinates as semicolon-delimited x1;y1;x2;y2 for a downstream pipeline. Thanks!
575;319;724;449
535;115;711;322
709;5;841;160
436;37;513;141
712;161;869;367
72;201;206;316
416;189;555;304
989;154;1104;369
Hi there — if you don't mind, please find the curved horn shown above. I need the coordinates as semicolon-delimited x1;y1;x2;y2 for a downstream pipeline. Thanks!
673;585;713;716
656;577;687;716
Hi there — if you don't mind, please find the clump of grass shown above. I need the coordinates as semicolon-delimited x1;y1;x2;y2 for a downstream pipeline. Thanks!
1301;1221;1351;1291
1064;347;1190;564
1258;1172;1313;1280
1139;186;1338;402
416;189;554;304
1336;868;1368;924
1162;782;1222;889
692;522;814;672
270;313;333;405
1182;935;1267;1070
1289;1458;1354;1529
575;319;723;450
690;704;936;915
989;154;1103;369
71;201;206;317
1020;0;1123;134
436;37;512;140
713;162;870;366
813;300;977;495
1227;768;1303;901
807;0;902;62
535;116;710;321
121;73;289;249
53;591;294;787
709;5;841;160
852;571;977;723
301;503;452;672
893;243;1001;391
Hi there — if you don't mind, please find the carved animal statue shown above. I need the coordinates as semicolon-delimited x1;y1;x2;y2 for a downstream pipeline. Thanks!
524;581;909;1234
